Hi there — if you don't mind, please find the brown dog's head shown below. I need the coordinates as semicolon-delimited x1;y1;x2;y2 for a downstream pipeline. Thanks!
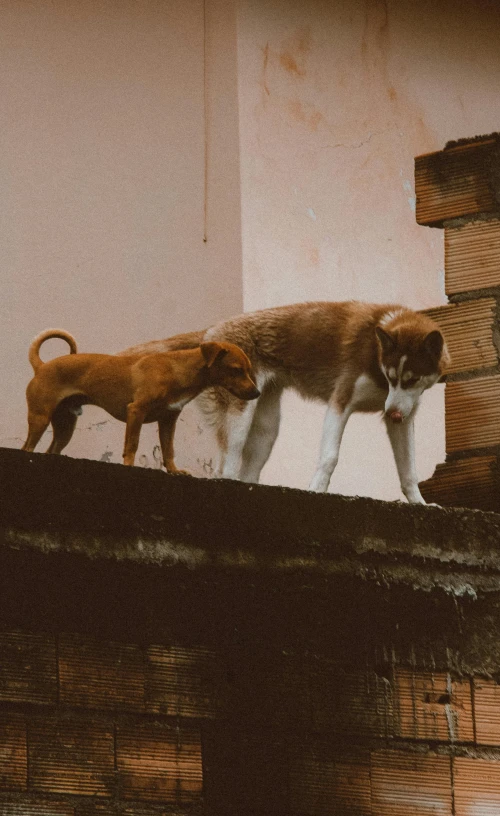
201;342;260;400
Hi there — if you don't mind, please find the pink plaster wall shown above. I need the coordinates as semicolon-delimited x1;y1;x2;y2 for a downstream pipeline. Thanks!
0;0;242;469
236;0;500;500
3;0;500;500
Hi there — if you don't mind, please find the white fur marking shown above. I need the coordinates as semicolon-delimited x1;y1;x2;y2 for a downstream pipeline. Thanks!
385;413;425;503
221;402;259;478
384;369;439;421
351;374;386;412
396;355;407;378
309;403;351;492
380;309;405;327
239;386;282;483
220;368;273;480
168;396;191;411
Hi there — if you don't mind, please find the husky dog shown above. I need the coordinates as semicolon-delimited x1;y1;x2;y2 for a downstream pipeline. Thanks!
121;301;449;504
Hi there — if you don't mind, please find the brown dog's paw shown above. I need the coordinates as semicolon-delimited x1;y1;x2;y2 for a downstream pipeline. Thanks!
166;468;192;477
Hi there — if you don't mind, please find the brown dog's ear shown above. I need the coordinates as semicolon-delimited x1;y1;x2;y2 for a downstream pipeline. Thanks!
375;326;396;354
423;330;444;360
201;342;228;368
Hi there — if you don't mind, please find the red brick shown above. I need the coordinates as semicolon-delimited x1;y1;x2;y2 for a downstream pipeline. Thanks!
445;217;500;295
446;375;500;452
29;718;114;797
419;455;498;511
454;756;500;815
0;716;27;791
289;747;371;815
395;669;474;742
371;750;453;815
422;298;497;375
145;643;216;718
0;631;57;706
311;666;394;738
473;678;500;746
116;722;202;802
415;137;500;226
59;633;145;712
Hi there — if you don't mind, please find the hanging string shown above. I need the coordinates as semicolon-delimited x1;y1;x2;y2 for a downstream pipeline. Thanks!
203;0;208;243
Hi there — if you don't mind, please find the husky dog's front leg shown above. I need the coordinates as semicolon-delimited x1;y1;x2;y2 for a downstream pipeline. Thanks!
309;402;351;493
385;411;426;504
221;399;259;480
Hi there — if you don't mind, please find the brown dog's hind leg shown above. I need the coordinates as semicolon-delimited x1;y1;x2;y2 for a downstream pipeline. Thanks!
22;412;51;452
158;411;190;475
123;402;147;466
46;404;78;454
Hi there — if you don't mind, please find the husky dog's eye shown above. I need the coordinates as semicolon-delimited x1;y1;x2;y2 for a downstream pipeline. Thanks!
403;376;420;388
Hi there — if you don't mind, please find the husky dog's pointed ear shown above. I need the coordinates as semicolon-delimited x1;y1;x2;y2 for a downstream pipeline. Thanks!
375;326;396;354
201;342;228;368
423;330;444;360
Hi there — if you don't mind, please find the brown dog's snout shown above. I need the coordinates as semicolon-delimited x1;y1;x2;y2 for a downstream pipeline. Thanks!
230;381;260;400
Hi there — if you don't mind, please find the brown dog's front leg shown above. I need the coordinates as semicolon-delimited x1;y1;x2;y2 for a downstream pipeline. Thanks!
158;411;190;475
123;403;146;466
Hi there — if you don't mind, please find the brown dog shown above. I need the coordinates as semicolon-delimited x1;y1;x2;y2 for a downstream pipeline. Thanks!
22;329;260;471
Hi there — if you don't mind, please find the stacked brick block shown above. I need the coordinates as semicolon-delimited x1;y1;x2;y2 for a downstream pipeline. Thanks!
416;133;500;510
5;629;500;814
0;631;210;814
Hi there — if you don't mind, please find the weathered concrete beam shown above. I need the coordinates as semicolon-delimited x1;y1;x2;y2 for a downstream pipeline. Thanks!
0;448;499;595
2;449;500;676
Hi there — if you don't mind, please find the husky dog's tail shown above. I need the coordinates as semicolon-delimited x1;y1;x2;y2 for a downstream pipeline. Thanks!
28;329;78;373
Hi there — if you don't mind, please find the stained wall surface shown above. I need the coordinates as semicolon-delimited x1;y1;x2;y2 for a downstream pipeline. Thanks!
2;0;500;500
0;0;242;471
235;0;500;499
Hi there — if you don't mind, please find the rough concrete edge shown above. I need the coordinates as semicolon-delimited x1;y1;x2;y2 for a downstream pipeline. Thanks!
4;525;500;598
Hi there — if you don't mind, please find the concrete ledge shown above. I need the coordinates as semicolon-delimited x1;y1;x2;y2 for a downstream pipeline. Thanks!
0;448;499;596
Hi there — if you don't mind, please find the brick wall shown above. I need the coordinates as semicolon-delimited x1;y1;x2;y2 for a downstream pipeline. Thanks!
416;133;500;511
5;629;500;814
0;633;210;813
1;451;500;815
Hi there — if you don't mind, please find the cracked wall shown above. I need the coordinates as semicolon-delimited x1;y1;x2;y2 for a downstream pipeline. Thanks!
236;0;500;501
0;0;242;476
3;0;500;501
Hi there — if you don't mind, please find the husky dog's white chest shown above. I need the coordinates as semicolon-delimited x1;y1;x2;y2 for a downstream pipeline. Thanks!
350;374;387;412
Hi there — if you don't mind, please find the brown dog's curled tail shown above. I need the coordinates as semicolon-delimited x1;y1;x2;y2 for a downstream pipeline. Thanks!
28;329;78;373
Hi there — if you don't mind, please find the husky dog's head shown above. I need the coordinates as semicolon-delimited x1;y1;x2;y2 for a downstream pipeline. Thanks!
375;311;449;423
